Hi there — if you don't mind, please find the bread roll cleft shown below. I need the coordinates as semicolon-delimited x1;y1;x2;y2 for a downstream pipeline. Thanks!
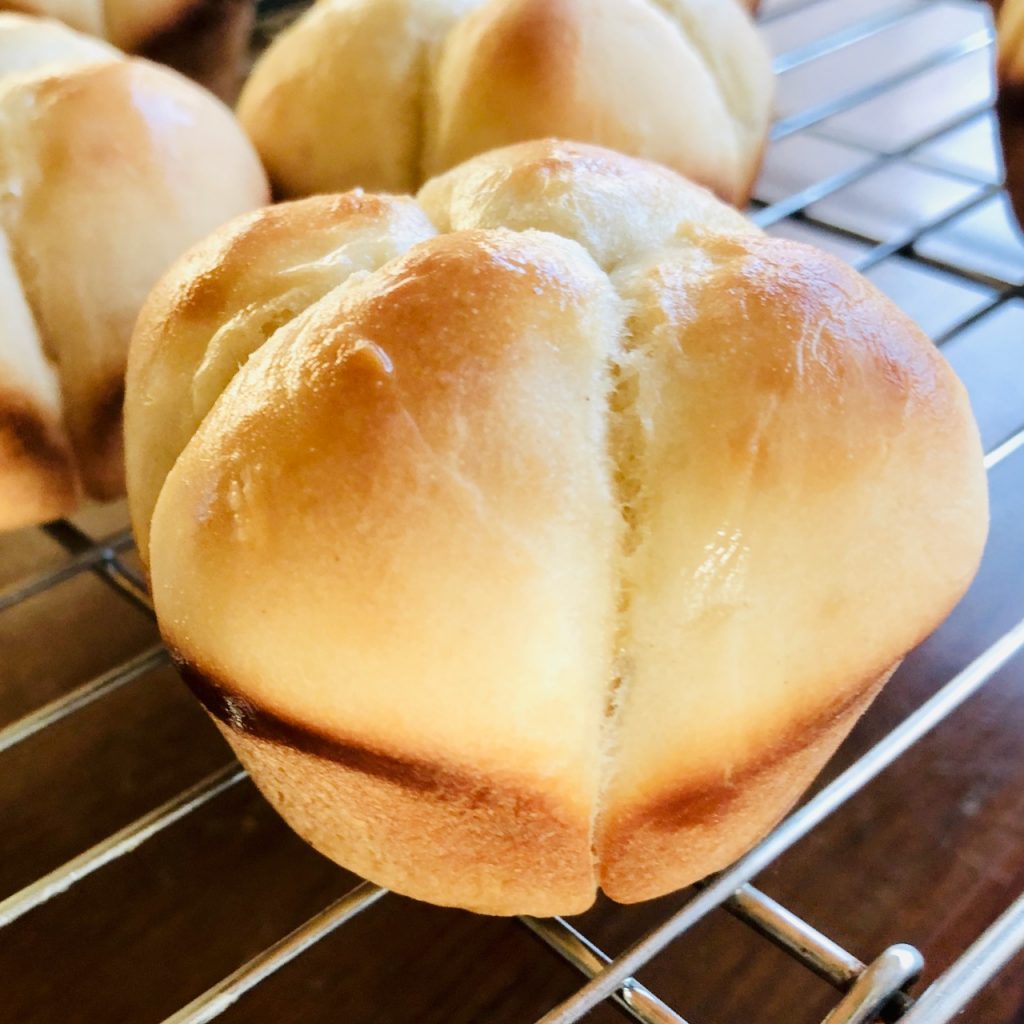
238;0;773;205
0;13;268;531
127;140;988;915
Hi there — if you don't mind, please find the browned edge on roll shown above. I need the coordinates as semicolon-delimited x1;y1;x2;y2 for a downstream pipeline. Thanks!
168;645;601;917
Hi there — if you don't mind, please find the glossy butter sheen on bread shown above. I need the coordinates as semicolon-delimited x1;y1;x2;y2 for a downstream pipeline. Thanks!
126;141;988;915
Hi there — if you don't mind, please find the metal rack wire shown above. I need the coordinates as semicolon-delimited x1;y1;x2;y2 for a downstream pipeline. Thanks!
2;0;1023;1020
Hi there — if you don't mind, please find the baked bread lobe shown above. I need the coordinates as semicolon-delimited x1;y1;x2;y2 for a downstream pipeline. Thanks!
0;13;268;531
596;235;987;900
237;0;773;205
127;140;988;915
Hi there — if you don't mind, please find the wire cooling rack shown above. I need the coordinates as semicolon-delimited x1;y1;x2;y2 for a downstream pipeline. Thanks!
2;0;1023;1021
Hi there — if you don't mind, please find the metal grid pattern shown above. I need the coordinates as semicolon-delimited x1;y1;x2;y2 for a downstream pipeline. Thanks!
2;0;1023;1020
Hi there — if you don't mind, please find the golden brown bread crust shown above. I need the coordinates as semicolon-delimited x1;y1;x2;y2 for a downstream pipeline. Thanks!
144;223;623;919
238;0;773;205
128;141;988;915
599;667;893;902
175;652;598;915
0;15;268;529
595;233;988;904
125;191;439;558
174;653;890;913
0;1;255;98
424;0;743;198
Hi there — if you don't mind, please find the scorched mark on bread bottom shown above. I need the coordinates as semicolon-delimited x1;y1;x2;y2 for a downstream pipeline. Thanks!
170;644;892;841
171;647;501;798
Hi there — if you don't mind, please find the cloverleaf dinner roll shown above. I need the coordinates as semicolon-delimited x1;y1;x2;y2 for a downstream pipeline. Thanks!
997;0;1024;228
126;140;988;916
0;13;268;532
0;0;255;98
238;0;774;205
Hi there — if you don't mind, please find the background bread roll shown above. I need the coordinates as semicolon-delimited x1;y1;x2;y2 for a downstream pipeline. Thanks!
0;0;255;98
0;13;268;532
127;140;987;916
238;0;773;205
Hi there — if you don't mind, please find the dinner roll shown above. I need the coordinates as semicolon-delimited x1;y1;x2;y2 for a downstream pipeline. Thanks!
0;0;255;98
238;0;773;205
0;14;268;532
997;0;1024;228
127;140;987;916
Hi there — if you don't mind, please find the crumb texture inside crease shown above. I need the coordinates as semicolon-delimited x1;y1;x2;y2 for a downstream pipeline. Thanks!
594;273;650;862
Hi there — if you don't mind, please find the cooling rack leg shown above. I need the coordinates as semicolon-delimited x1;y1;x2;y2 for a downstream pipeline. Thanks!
521;916;690;1024
819;945;924;1024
